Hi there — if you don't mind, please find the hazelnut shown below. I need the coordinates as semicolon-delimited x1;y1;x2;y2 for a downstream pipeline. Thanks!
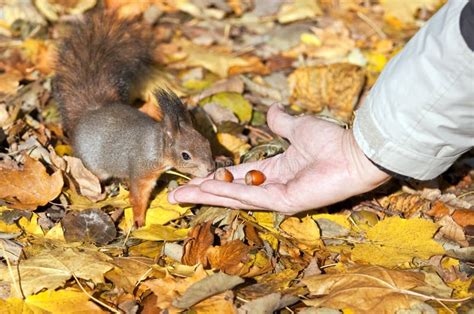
214;168;234;182
245;170;266;186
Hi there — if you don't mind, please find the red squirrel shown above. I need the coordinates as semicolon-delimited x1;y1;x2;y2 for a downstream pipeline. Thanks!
53;12;215;227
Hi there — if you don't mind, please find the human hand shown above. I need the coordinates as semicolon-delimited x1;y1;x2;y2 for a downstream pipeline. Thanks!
168;104;390;214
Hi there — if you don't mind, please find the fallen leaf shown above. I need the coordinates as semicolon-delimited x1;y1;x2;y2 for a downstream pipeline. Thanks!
173;272;244;308
0;289;104;313
302;265;428;314
238;292;299;314
63;156;104;202
182;221;214;266
62;209;117;245
200;92;253;123
217;133;251;163
380;0;440;23
437;216;468;247
106;257;154;293
207;240;251;275
132;224;190;241
0;156;63;210
280;216;322;252
288;63;365;121
352;217;445;267
0;247;113;298
145;188;192;226
277;0;322;24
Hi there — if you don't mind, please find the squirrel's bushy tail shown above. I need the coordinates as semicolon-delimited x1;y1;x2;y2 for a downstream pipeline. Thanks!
53;12;153;132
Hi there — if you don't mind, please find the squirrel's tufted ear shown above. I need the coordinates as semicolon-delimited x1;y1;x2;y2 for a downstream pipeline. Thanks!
155;89;191;133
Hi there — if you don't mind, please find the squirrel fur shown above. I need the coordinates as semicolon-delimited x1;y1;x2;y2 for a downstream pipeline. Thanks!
53;12;215;227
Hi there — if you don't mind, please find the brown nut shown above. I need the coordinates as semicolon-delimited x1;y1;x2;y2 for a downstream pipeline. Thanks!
214;168;234;182
245;170;266;186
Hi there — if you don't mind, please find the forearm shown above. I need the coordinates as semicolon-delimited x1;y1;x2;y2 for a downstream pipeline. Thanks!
354;0;474;180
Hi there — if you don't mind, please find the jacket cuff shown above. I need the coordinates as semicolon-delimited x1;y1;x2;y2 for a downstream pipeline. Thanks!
353;105;460;180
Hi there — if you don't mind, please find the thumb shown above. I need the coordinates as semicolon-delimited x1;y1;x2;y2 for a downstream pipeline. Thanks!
267;104;297;140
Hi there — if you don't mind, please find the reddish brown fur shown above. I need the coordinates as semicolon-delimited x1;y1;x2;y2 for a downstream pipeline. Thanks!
53;12;154;133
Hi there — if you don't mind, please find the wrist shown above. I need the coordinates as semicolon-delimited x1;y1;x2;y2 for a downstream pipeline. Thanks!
345;129;391;192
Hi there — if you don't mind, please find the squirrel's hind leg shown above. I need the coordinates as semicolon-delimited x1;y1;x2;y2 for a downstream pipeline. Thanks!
129;170;163;227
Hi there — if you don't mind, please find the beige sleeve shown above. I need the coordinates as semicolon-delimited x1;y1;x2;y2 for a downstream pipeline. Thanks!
353;0;474;180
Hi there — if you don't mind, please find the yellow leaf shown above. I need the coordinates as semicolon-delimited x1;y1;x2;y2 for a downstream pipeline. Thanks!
380;0;441;23
68;185;129;210
217;133;250;163
277;0;322;24
0;217;21;234
44;223;65;241
0;248;113;298
365;51;388;73
258;233;279;251
352;217;445;267
23;289;104;313
448;278;473;299
132;224;190;241
250;211;278;232
54;144;73;157
280;216;321;252
200;92;253;123
300;33;322;46
146;189;192;226
312;213;351;229
19;214;44;236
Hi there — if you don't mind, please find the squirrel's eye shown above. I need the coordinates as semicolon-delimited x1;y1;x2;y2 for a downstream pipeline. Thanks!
181;152;191;161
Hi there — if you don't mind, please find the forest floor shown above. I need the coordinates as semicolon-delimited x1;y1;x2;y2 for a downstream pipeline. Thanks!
0;0;472;313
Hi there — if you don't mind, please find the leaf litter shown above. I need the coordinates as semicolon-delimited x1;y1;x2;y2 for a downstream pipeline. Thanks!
0;0;472;313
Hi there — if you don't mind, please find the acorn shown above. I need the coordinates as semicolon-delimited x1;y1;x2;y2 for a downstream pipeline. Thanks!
214;168;234;182
245;170;266;186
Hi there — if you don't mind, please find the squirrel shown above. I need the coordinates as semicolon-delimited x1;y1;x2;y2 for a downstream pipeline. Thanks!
53;12;215;227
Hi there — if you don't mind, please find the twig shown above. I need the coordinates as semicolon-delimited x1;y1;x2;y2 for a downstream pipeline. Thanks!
71;273;120;313
356;11;387;39
165;170;191;181
0;242;24;299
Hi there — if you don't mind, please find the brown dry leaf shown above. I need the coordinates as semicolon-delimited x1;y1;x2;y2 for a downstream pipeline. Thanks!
437;216;468;247
0;247;113;298
302;265;428;313
288;63;365;121
182;221;214;266
207;240;251;275
193;290;237;314
379;192;431;217
0;155;63;210
145;265;236;313
0;71;22;95
63;156;104;202
105;257;155;293
228;55;269;76
61;209;117;245
452;209;474;228
426;200;451;218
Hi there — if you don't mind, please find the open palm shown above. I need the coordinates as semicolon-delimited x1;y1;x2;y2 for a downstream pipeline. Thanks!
168;104;390;214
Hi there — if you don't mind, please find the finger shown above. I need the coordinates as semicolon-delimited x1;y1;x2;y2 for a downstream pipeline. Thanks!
267;103;297;140
168;184;266;210
199;180;292;211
